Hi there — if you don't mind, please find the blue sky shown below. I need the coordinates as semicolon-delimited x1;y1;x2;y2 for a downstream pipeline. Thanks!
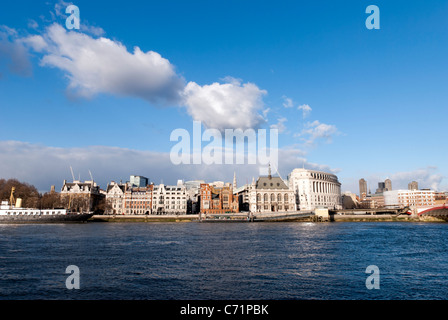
0;0;447;192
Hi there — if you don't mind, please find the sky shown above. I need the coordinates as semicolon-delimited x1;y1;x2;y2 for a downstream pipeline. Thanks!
0;0;447;193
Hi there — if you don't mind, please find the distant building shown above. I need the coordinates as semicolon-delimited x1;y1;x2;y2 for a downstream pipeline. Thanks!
288;168;342;211
384;189;436;208
60;179;103;212
376;182;386;194
152;184;187;215
105;181;125;214
359;179;367;199
435;192;448;206
129;175;149;188
106;180;189;215
248;168;296;213
374;179;392;194
123;185;153;215
184;180;204;214
342;192;360;209
234;183;251;212
200;183;239;214
384;179;392;191
408;181;419;191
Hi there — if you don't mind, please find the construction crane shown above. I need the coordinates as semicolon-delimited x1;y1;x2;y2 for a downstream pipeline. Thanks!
9;187;15;206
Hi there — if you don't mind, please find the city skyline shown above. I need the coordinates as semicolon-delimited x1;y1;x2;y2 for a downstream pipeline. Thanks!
1;0;447;193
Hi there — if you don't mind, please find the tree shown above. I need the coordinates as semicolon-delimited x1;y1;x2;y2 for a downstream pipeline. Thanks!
0;179;40;208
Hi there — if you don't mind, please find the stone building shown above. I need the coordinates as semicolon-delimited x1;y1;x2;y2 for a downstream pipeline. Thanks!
123;185;153;215
247;168;296;213
152;183;187;215
408;181;419;191
359;178;367;199
288;168;342;211
105;181;125;214
384;189;436;208
60;179;103;213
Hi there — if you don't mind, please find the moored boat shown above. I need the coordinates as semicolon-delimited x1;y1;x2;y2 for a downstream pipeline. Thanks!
0;188;92;223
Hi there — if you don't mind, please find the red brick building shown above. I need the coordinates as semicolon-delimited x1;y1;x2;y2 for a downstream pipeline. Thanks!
200;183;239;214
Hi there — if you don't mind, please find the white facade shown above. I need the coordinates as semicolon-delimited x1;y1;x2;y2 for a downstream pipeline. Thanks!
384;189;435;208
105;181;125;214
288;168;342;211
247;176;296;213
152;184;187;214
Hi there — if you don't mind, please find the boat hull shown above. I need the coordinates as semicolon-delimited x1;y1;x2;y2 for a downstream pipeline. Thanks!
0;213;93;224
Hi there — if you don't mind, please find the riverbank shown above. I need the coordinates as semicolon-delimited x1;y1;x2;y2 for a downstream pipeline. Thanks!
89;213;448;223
90;214;198;222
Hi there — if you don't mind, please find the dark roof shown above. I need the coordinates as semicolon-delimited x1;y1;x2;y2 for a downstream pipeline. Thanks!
256;176;288;189
106;184;125;193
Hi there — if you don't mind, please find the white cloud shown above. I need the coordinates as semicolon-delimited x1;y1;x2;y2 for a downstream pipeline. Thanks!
80;23;105;37
342;167;447;194
16;23;270;130
296;120;339;145
0;141;339;192
270;117;287;133
182;78;267;131
282;95;293;108
390;167;445;191
298;104;312;118
27;19;39;30
21;23;185;105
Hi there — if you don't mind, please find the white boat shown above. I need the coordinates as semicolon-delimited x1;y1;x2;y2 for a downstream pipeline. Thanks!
0;187;92;223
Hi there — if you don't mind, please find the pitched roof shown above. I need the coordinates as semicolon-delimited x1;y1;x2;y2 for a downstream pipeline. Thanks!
256;176;289;189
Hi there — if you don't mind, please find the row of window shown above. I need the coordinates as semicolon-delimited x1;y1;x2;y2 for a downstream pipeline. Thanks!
123;197;186;200
4;211;63;215
257;205;290;211
256;193;290;202
310;172;336;182
125;207;186;214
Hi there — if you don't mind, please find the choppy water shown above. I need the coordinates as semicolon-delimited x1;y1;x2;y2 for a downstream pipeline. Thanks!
1;221;448;300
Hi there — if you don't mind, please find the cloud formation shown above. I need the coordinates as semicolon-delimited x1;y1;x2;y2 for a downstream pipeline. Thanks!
282;96;294;108
21;23;185;105
12;22;270;130
0;140;337;192
270;117;288;133
183;78;267;130
296;120;339;145
390;167;445;191
298;104;312;118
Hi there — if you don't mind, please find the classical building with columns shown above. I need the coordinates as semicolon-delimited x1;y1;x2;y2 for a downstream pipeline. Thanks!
288;168;342;211
246;168;296;213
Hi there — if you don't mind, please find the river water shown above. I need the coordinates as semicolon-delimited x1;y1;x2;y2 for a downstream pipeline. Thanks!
1;221;448;300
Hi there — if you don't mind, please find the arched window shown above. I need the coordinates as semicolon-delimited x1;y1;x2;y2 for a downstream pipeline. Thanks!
264;194;268;202
284;194;288;202
257;193;261;202
278;193;282;202
270;193;275;202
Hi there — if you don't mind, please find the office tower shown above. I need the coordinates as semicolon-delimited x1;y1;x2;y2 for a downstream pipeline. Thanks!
359;178;367;197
